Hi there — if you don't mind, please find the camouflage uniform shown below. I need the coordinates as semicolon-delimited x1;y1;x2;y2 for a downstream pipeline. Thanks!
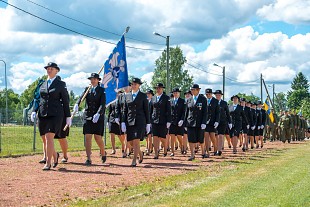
279;113;293;143
270;113;279;141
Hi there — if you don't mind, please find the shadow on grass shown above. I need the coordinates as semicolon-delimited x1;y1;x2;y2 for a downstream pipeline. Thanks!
224;160;253;165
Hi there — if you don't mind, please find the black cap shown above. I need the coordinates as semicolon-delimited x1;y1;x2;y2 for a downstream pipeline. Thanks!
240;98;246;102
250;101;256;105
88;73;101;81
205;88;213;94
213;90;223;95
155;83;165;88
184;90;192;95
257;101;263;105
44;62;60;71
131;77;143;84
146;89;154;96
190;84;201;89
231;95;240;101
172;87;182;93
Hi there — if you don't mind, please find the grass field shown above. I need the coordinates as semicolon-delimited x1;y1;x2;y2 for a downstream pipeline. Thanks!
0;126;123;157
72;141;310;207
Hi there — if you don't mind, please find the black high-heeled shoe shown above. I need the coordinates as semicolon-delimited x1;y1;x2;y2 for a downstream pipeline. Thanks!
139;152;144;164
130;163;137;167
101;152;107;163
39;158;46;164
53;152;59;168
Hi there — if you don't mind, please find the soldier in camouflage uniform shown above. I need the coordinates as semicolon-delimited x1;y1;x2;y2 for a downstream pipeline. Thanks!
291;111;298;141
269;109;279;141
279;110;293;143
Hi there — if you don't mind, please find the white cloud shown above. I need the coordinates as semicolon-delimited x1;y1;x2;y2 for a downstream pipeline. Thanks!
257;0;310;24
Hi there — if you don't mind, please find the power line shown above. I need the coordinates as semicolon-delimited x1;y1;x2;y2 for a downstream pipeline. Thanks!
188;59;222;74
185;62;223;77
25;0;165;46
0;0;164;52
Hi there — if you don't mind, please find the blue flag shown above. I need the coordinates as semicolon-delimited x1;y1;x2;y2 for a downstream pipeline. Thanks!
27;79;45;111
263;99;274;123
102;35;128;106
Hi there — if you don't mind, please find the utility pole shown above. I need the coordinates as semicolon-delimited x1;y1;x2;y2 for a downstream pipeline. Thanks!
260;73;263;101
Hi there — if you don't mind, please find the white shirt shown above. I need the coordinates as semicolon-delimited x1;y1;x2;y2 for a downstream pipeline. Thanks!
156;93;163;102
132;90;139;100
193;95;199;104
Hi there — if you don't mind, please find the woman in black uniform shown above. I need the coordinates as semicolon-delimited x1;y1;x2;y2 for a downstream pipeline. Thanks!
121;78;150;166
145;89;154;155
31;62;71;170
74;73;106;165
229;95;248;154
108;91;126;157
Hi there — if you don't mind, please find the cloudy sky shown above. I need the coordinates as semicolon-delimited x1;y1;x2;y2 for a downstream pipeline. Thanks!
0;0;310;100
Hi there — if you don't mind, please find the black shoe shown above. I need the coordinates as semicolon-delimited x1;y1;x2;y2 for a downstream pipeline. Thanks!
163;153;167;157
256;145;259;149
202;154;209;159
213;152;217;156
139;152;144;164
175;146;178;150
153;155;159;159
101;155;107;163
61;157;68;163
39;158;46;164
53;152;60;168
261;145;263;148
188;156;195;161
218;151;222;156
209;147;211;151
111;150;116;155
229;145;232;149
251;146;254;149
288;140;291;143
85;159;92;166
242;148;246;152
130;163;137;167
42;164;51;171
170;153;174;157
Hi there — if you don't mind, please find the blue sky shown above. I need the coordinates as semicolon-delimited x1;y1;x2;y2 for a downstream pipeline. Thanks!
0;0;310;101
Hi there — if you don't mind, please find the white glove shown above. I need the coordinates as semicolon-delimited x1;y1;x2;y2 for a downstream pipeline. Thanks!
146;124;151;134
73;104;79;113
92;113;100;123
251;126;255;130
214;122;219;129
66;117;72;127
201;124;206;130
166;122;171;129
115;118;120;125
178;120;184;127
121;122;126;133
261;125;264;129
31;112;36;122
228;123;232;130
206;120;210;124
184;127;187;131
258;126;261;130
247;125;250;129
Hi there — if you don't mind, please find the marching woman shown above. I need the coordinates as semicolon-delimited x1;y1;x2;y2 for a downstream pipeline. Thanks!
249;102;257;149
229;95;248;154
145;89;154;155
74;73;106;165
108;91;126;157
240;99;254;152
184;84;207;160
31;62;71;170
150;83;171;159
182;90;192;154
121;78;150;166
214;90;232;155
169;88;186;157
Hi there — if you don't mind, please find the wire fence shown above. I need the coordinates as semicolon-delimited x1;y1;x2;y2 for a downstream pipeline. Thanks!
0;109;119;157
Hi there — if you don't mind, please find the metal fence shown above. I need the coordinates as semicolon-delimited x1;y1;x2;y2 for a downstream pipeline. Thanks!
0;109;113;157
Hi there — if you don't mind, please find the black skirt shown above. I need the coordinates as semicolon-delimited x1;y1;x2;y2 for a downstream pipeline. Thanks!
152;124;167;138
230;124;242;138
187;127;204;143
217;122;227;135
169;124;184;136
38;116;63;136
127;125;145;142
242;123;249;134
55;116;69;139
83;119;105;136
206;124;216;133
109;122;123;135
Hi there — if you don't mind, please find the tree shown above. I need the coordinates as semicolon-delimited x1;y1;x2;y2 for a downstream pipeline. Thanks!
287;72;310;110
274;92;287;112
300;97;310;119
151;46;193;96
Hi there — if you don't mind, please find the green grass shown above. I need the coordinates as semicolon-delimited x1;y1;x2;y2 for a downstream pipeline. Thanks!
0;126;127;157
71;142;310;207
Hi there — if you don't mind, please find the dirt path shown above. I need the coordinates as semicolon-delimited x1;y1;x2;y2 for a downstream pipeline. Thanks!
0;141;304;207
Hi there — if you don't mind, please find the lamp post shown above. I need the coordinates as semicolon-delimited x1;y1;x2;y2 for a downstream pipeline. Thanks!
213;63;226;100
153;32;170;93
0;60;8;124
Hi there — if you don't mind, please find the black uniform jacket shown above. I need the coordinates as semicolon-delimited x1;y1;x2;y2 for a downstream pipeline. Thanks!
34;77;70;118
77;85;106;120
218;100;232;124
121;91;150;127
228;104;248;127
243;106;254;126
206;97;220;125
184;94;207;127
256;109;263;127
170;98;186;126
150;94;171;125
108;101;118;123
